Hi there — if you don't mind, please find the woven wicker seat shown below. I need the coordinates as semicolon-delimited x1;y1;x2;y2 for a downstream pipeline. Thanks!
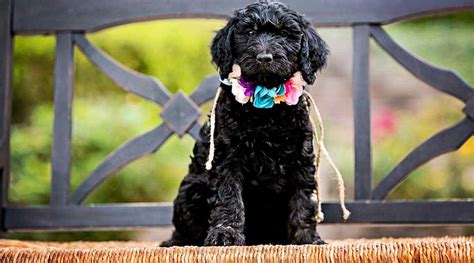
1;1;473;263
0;237;472;262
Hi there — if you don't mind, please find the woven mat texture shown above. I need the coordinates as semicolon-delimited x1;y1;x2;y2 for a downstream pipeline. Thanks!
0;237;472;262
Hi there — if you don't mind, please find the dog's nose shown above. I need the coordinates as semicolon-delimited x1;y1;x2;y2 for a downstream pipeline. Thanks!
256;53;273;63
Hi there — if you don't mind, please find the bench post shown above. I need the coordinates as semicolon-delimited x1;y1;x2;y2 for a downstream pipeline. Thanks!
0;0;13;233
352;24;372;200
50;33;75;206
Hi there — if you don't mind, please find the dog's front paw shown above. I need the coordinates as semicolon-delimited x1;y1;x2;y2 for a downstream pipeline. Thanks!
204;225;245;246
312;237;327;245
160;239;176;247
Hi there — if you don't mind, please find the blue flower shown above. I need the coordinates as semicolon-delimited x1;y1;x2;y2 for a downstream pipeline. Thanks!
276;84;286;96
253;84;286;109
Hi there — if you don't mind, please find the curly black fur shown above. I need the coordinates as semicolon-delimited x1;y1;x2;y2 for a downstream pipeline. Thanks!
161;0;329;247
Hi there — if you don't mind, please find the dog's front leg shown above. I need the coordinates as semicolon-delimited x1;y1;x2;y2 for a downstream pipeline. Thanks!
288;166;326;245
204;169;245;246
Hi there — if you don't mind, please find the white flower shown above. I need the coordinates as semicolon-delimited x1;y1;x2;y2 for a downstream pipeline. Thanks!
229;64;241;79
227;64;250;104
231;79;250;104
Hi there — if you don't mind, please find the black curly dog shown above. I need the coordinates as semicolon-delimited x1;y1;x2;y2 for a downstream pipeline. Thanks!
161;0;329;246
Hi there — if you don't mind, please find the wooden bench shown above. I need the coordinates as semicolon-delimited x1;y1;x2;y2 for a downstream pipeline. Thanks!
0;0;473;261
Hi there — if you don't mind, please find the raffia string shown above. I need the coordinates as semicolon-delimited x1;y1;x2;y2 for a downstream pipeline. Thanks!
304;90;351;222
311;112;325;223
205;87;222;170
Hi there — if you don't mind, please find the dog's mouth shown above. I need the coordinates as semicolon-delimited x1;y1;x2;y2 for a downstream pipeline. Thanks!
242;73;289;87
239;63;294;87
235;51;299;87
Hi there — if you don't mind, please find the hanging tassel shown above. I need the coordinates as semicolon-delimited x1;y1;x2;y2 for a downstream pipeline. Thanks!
304;90;351;222
205;87;222;170
313;130;325;223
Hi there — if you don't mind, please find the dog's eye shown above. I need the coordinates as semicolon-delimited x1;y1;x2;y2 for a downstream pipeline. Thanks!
247;30;256;36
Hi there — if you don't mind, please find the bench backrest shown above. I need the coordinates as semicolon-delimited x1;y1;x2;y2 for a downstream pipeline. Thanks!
1;0;473;231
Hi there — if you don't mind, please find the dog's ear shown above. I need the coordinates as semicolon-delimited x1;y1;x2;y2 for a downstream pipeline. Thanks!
298;17;329;85
211;17;237;79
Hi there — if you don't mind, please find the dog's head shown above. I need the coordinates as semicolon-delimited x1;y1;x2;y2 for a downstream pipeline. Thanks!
211;0;328;87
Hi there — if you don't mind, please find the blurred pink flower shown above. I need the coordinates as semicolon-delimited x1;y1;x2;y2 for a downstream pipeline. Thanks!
373;108;397;140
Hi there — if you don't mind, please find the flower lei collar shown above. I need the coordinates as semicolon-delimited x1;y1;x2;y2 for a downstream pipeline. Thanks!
221;64;306;109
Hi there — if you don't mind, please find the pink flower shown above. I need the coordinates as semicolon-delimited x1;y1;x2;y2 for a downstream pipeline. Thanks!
290;72;305;87
284;72;305;105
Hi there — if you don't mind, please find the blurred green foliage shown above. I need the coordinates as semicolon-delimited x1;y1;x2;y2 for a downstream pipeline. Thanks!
384;12;474;86
371;98;474;200
7;13;474;241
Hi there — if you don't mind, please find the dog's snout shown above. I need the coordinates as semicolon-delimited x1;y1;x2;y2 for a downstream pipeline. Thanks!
256;53;273;63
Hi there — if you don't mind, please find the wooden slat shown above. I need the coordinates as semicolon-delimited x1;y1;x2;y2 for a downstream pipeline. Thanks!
159;92;201;137
12;0;474;34
5;201;474;230
50;33;74;207
74;34;172;106
5;204;173;230
187;123;202;141
321;201;474;224
370;26;473;103
464;97;474;119
70;124;173;205
0;0;13;231
371;118;474;200
352;24;372;200
189;74;220;106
